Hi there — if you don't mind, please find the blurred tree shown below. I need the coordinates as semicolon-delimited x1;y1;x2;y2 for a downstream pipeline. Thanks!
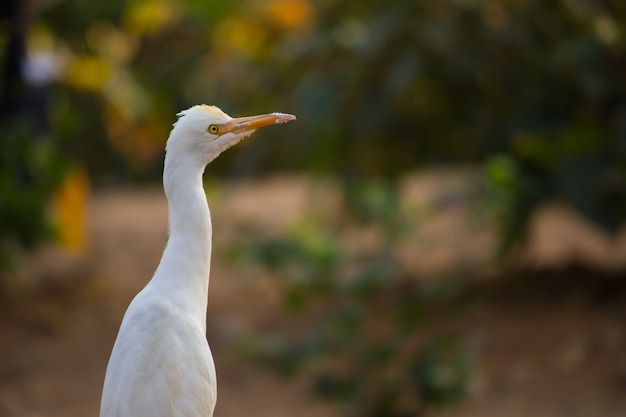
33;0;626;244
0;0;66;269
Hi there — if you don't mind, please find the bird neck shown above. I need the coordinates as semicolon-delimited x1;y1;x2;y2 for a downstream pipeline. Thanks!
153;154;213;326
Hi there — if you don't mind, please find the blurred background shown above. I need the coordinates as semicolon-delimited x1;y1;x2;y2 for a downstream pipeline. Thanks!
1;0;626;416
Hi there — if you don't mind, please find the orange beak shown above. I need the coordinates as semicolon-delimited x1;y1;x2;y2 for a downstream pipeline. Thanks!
221;112;296;135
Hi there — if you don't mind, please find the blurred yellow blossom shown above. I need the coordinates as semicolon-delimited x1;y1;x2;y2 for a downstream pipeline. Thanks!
51;167;90;252
65;54;111;91
212;0;314;56
264;0;315;31
594;15;619;45
124;0;181;35
213;16;267;56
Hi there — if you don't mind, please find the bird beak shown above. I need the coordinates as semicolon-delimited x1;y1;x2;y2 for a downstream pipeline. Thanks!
221;112;296;135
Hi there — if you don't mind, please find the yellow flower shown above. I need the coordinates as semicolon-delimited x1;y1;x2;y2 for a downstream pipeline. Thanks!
65;55;111;91
52;167;90;252
265;0;315;31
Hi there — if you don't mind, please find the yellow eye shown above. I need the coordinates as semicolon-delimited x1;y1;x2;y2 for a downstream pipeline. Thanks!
208;125;219;134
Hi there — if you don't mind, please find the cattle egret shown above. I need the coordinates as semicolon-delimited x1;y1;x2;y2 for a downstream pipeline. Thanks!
100;105;296;417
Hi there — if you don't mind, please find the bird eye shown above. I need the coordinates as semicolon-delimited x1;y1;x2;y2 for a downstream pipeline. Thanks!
208;125;219;134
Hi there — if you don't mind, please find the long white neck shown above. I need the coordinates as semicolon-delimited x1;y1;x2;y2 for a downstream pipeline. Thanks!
149;150;212;330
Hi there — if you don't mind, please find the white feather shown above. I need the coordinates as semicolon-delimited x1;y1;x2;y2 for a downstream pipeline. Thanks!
100;105;294;417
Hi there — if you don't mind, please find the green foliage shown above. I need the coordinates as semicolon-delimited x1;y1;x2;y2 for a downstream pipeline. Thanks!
342;178;404;236
230;180;471;416
412;338;471;407
484;154;547;256
33;0;626;248
486;121;625;253
0;124;66;267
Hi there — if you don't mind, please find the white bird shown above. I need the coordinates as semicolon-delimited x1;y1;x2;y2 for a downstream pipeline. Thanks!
100;105;296;417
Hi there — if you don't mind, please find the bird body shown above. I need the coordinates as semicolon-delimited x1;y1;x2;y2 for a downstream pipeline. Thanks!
100;105;295;417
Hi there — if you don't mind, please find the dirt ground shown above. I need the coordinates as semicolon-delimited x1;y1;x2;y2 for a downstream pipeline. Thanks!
1;173;626;417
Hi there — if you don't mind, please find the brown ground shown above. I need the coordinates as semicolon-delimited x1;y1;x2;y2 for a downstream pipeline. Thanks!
1;172;626;417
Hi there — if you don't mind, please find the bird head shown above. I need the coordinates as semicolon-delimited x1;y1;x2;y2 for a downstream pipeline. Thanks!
166;105;296;167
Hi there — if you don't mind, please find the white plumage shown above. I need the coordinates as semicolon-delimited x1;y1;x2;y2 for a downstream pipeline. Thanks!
100;105;295;417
